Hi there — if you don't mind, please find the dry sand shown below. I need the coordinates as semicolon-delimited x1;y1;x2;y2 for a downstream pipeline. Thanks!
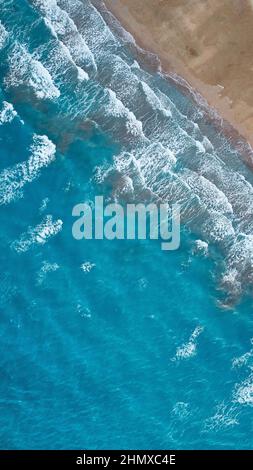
104;0;253;149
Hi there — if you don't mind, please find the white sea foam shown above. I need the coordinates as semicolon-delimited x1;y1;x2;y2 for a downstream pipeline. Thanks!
92;52;177;145
221;234;253;298
232;340;253;369
12;215;63;253
76;66;89;82
106;89;137;122
189;153;253;234
112;152;146;190
140;81;172;118
110;142;176;196
81;262;96;273
0;134;56;205
37;260;60;285
131;60;140;70
30;0;96;76
135;143;176;182
39;197;50;213
192;239;209;257
180;169;233;215
205;403;239;430
201;212;235;244
172;402;190;420
95;53;189;150
133;66;206;140
172;326;204;361
202;136;214;152
195;140;206;154
0;20;8;49
57;0;118;58
102;89;145;141
57;41;89;81
234;373;253;406
0;101;17;125
43;17;58;38
77;303;92;319
4;43;60;100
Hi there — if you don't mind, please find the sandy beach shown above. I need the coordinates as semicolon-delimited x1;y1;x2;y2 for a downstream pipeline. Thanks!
104;0;253;149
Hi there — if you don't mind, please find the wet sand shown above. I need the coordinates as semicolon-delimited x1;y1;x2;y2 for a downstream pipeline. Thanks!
104;0;253;149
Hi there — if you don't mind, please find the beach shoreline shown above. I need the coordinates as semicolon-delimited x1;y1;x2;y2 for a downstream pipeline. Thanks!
103;0;253;156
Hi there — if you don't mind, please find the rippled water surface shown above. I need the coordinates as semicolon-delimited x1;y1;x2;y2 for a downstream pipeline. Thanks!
0;0;253;449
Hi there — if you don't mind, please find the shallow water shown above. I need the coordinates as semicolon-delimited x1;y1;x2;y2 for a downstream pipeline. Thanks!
0;0;253;449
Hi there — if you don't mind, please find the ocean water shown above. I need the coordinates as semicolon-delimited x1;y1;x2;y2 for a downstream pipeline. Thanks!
0;0;253;450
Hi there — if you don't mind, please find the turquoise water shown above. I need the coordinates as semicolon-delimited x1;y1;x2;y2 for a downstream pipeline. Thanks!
0;0;253;450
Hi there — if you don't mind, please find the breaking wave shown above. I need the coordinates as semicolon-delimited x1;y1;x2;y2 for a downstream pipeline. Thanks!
12;215;63;253
0;134;56;205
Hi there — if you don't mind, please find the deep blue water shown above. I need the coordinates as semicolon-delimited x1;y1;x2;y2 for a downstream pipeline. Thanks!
0;0;253;450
